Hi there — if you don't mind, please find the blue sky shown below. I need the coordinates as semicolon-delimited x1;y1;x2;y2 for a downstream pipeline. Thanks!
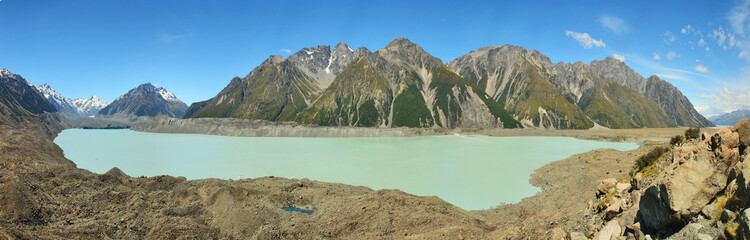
1;0;749;117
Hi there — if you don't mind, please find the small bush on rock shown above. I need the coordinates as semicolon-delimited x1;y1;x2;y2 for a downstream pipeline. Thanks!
634;146;669;173
670;135;683;146
685;127;701;141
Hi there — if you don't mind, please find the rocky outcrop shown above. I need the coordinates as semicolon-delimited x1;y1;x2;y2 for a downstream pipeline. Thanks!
638;128;740;231
580;124;750;239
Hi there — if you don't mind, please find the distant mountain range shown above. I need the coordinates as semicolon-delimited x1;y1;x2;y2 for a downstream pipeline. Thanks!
35;83;108;118
709;109;750;126
185;38;713;129
97;83;188;123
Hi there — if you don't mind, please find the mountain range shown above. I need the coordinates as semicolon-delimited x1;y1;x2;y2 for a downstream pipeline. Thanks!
97;83;188;123
34;83;108;118
185;38;713;129
709;109;750;126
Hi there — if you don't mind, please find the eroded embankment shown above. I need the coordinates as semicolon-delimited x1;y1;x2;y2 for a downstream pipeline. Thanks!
1;114;696;239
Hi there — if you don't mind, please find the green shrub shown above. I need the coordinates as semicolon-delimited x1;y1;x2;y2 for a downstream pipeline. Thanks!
670;135;684;146
634;146;669;173
685;127;701;140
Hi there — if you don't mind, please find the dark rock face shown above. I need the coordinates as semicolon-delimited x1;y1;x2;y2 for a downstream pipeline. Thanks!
0;69;57;116
590;58;714;128
97;83;187;122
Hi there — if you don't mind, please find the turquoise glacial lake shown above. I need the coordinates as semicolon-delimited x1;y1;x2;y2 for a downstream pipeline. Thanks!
55;129;638;210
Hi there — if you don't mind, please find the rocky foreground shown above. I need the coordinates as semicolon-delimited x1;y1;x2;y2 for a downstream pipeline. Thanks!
2;112;748;239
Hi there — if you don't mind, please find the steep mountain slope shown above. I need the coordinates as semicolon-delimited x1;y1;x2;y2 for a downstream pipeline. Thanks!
709;109;750;126
97;83;187;123
35;84;108;118
589;57;713;127
548;62;676;128
0;69;57;116
448;46;679;129
184;56;320;121
298;38;520;128
185;42;370;121
447;46;593;129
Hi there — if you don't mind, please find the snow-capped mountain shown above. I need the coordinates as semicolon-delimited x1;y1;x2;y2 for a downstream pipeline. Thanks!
97;83;187;123
72;95;108;117
34;83;109;118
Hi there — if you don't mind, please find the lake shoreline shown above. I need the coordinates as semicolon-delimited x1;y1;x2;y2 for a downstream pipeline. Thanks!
133;116;712;144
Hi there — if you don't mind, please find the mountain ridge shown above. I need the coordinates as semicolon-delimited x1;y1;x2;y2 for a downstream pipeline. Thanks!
35;83;108;118
184;38;709;129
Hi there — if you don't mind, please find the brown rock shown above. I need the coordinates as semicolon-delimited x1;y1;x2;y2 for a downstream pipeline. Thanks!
735;118;750;148
595;220;622;240
605;199;623;219
616;183;632;193
598;178;618;196
638;129;739;232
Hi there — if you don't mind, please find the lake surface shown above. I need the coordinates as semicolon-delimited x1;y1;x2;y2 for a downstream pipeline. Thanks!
55;129;638;210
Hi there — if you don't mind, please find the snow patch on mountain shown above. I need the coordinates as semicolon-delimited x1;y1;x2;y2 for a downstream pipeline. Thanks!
157;88;180;102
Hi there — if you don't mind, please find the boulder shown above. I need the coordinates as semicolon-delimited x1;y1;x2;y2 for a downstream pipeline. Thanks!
739;208;750;239
616;183;632;194
598;178;618;196
569;231;588;240
549;227;567;240
605;199;623;219
632;172;644;190
735;119;750;149
669;223;720;240
638;129;739;232
595;220;622;240
722;209;737;222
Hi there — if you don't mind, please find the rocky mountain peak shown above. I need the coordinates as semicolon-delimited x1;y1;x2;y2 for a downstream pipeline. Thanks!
378;37;442;69
264;55;286;65
333;42;352;52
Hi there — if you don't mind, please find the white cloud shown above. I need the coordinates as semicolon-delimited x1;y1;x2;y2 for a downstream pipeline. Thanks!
696;59;701;62
666;51;680;60
698;38;707;46
653;52;661;60
710;26;737;50
706;46;711;51
728;0;750;34
612;53;626;62
280;49;292;53
681;24;694;34
597;15;630;35
699;87;750;116
664;31;676;45
740;50;749;59
565;30;606;48
695;65;709;73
